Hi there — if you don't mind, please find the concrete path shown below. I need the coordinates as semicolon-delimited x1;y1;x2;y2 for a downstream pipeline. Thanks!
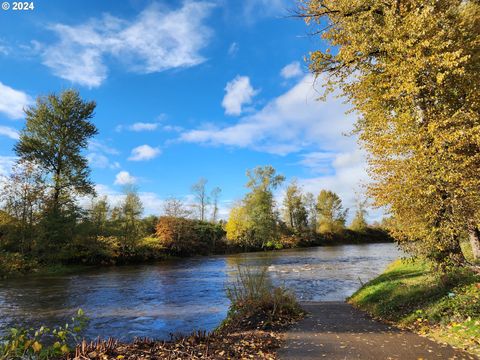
278;302;477;360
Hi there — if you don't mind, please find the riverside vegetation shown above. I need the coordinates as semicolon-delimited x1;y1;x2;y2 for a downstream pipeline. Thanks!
0;91;390;278
349;258;480;357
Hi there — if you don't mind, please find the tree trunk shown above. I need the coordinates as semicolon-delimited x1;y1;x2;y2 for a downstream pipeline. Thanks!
468;224;480;261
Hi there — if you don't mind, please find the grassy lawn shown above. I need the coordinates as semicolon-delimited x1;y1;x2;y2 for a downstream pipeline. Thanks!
349;259;480;357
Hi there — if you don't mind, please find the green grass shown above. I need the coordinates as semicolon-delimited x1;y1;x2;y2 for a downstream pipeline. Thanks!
349;259;480;356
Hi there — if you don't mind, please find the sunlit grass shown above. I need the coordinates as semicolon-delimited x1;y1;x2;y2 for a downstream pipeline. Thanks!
349;259;480;356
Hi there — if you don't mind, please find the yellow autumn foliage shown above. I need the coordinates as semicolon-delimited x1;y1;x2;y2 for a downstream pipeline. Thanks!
302;0;480;264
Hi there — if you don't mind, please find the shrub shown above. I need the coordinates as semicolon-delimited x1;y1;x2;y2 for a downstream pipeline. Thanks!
156;216;225;256
224;266;303;330
58;236;122;265
133;236;168;261
0;252;38;277
0;309;88;360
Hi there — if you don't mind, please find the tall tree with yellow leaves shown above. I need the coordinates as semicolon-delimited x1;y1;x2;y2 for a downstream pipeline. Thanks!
301;0;480;264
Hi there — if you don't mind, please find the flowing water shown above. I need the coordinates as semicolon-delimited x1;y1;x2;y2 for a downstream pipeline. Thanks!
0;243;401;340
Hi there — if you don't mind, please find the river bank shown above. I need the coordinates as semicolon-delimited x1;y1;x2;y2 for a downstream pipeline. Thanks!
348;259;480;358
0;227;392;279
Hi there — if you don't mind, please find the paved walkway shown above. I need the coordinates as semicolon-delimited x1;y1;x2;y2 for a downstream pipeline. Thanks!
278;302;477;360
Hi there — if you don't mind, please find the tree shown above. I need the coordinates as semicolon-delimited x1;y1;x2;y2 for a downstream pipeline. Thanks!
301;0;480;264
89;196;109;237
163;196;191;218
245;166;285;248
14;90;97;250
210;187;222;223
226;166;285;249
142;215;159;235
316;190;347;233
0;160;46;253
117;187;144;248
191;178;209;221
225;204;254;248
304;192;318;230
15;90;98;211
282;180;308;232
350;199;368;232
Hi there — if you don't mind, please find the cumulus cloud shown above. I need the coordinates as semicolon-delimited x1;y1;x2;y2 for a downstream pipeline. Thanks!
114;171;137;185
0;126;19;140
0;82;32;119
182;75;355;155
280;61;302;79
41;2;215;87
222;75;259;116
128;145;161;161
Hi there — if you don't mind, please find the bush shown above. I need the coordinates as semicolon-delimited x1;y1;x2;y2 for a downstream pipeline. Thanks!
57;236;122;265
0;309;87;360
156;216;226;256
0;252;38;277
224;266;303;330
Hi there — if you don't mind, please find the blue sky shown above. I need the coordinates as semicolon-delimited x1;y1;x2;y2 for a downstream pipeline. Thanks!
0;0;373;220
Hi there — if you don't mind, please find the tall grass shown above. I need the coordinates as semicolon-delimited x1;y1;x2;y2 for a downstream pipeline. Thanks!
224;266;303;330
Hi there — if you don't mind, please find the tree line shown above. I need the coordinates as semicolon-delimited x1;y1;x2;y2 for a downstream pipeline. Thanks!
0;90;387;274
225;166;383;251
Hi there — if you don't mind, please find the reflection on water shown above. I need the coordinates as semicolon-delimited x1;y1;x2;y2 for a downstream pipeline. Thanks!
0;243;401;340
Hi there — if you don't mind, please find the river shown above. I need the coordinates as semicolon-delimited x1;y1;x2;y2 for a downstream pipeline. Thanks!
0;243;401;341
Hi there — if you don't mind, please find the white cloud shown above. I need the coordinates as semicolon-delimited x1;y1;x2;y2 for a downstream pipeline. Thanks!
114;171;137;185
298;152;337;174
182;75;355;155
0;156;17;176
128;144;161;161
0;126;19;140
222;75;259;116
228;42;239;57
281;61;302;79
87;139;120;169
162;124;183;132
88;140;119;155
296;149;378;221
129;122;159;132
181;74;380;220
0;82;31;119
42;2;215;87
87;153;120;169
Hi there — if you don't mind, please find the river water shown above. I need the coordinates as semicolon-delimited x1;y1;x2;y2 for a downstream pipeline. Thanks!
0;243;401;341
